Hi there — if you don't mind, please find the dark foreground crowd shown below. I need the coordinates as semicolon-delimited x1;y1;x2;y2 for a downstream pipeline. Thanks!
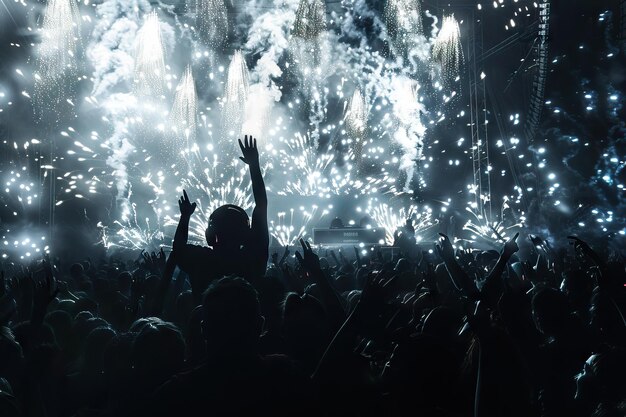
0;138;625;417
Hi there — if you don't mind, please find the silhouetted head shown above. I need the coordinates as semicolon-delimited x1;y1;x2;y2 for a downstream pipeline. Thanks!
330;217;344;229
359;215;375;228
12;322;56;355
44;310;73;351
129;317;164;334
131;321;185;389
117;271;132;294
575;348;626;406
201;277;263;357
561;269;593;305
282;293;330;370
205;204;250;250
83;326;116;373
69;263;84;280
531;287;571;337
283;293;329;341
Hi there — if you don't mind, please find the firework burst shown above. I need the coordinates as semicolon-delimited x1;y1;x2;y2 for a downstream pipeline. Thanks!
368;201;438;245
269;205;329;246
462;197;525;245
277;133;335;197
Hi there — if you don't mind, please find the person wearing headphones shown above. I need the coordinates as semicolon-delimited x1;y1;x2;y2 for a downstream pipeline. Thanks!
172;136;269;303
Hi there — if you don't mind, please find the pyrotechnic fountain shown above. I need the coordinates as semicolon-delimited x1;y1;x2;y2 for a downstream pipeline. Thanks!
388;77;426;193
290;0;328;147
292;0;326;42
33;0;82;121
344;88;369;166
384;0;424;56
432;15;464;83
169;66;198;148
192;0;229;50
222;51;250;144
134;11;167;97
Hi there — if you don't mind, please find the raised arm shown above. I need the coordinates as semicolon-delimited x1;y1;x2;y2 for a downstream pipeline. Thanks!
146;248;177;317
173;190;196;252
481;232;519;309
239;136;269;257
436;233;480;301
296;238;346;328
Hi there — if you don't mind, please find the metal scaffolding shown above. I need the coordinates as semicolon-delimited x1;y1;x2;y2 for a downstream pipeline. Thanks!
467;11;492;220
524;0;551;144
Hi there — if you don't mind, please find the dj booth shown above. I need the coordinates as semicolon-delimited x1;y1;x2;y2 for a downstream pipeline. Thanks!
312;227;387;245
310;227;407;259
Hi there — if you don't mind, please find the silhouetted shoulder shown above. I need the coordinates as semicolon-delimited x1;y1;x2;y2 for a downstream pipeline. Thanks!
176;244;213;275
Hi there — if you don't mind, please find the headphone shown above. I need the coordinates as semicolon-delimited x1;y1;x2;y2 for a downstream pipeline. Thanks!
205;204;250;247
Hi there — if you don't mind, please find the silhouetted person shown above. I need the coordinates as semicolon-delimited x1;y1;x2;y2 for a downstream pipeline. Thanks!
147;277;312;417
173;136;269;302
330;217;344;229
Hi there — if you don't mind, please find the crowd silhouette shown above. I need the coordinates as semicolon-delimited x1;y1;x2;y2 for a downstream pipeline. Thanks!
0;137;624;417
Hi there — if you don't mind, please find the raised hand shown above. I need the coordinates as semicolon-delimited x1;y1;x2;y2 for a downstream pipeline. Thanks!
358;270;397;316
141;248;167;275
238;135;260;167
156;248;167;272
503;232;520;258
354;246;362;266
279;245;290;266
435;233;455;262
567;236;600;262
529;234;544;248
178;190;197;217
33;261;59;319
458;248;475;267
330;249;341;267
295;238;321;272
